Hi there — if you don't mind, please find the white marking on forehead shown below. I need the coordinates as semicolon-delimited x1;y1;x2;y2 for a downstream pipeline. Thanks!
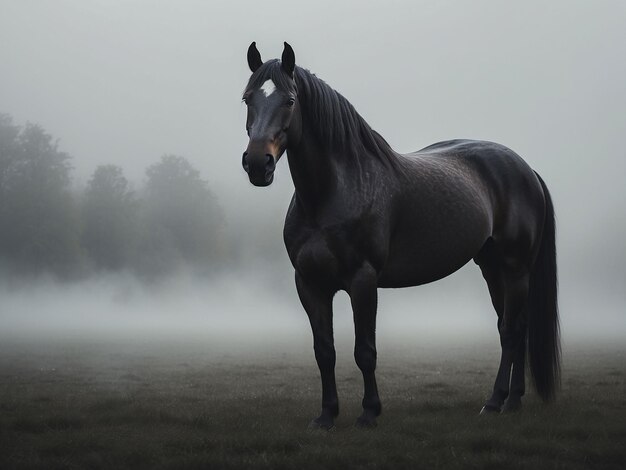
260;79;277;97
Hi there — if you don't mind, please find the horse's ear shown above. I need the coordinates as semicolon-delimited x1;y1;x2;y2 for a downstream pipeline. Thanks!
247;42;263;73
281;42;295;77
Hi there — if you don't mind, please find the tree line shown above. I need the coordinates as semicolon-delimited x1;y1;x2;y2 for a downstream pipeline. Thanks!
0;113;224;279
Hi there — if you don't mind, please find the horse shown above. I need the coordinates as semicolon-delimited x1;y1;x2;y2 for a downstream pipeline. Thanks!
240;42;560;429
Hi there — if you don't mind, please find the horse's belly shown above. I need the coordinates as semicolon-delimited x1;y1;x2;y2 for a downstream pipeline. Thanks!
378;216;490;288
378;247;473;287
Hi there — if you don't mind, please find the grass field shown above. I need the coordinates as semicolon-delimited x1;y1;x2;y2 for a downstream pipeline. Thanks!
0;334;624;470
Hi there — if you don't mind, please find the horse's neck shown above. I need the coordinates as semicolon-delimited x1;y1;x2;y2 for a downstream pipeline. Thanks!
286;135;333;213
286;131;379;219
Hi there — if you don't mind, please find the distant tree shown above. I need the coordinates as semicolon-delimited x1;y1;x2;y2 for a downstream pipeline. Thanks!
82;165;137;270
138;154;223;274
0;114;80;275
0;114;20;182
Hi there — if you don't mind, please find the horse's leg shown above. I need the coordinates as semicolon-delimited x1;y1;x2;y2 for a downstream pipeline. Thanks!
477;254;505;413
482;265;530;414
349;263;381;428
295;272;338;430
503;315;527;412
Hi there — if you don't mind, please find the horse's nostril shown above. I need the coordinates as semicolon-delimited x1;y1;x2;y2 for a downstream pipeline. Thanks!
242;152;249;173
265;154;275;171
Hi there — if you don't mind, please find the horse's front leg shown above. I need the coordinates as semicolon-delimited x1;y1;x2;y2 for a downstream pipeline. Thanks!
295;272;338;430
349;263;381;427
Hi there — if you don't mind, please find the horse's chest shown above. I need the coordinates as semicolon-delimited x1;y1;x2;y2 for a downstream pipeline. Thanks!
287;228;365;288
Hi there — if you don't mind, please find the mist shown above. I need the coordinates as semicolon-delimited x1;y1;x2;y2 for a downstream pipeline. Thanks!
1;0;625;349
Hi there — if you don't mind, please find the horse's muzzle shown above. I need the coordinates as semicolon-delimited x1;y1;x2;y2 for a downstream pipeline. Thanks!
242;152;276;186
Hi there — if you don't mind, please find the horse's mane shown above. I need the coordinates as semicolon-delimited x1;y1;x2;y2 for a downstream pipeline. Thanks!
245;60;399;169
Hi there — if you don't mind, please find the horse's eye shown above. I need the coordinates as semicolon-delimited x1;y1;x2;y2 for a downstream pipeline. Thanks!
286;97;295;107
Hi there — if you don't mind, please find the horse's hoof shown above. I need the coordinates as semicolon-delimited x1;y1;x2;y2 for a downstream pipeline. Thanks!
308;417;334;431
479;404;501;415
502;398;522;413
355;415;377;428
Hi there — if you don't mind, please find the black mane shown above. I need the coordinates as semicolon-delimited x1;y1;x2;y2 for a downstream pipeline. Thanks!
245;60;398;169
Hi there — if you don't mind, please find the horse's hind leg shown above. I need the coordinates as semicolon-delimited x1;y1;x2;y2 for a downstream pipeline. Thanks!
503;314;527;412
477;244;529;414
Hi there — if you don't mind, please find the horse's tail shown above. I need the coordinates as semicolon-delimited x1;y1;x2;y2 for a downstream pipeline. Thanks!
527;172;560;402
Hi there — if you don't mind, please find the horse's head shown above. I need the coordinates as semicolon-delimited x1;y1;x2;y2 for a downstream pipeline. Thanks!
241;42;301;187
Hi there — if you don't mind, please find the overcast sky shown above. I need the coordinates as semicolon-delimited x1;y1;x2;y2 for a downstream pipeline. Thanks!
1;1;625;337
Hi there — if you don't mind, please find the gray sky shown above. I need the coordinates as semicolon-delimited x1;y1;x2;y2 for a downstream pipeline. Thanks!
1;0;625;337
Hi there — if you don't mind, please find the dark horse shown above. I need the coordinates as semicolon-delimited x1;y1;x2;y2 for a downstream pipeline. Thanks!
241;42;560;429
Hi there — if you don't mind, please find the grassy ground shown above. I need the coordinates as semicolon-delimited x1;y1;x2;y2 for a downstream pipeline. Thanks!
0;335;624;469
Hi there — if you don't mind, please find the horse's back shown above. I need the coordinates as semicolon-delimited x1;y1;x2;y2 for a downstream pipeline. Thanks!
412;139;546;255
379;140;546;287
407;139;545;224
412;139;533;177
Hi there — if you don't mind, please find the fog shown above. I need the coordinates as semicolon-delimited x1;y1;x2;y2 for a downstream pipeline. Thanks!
0;1;625;347
1;262;624;348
